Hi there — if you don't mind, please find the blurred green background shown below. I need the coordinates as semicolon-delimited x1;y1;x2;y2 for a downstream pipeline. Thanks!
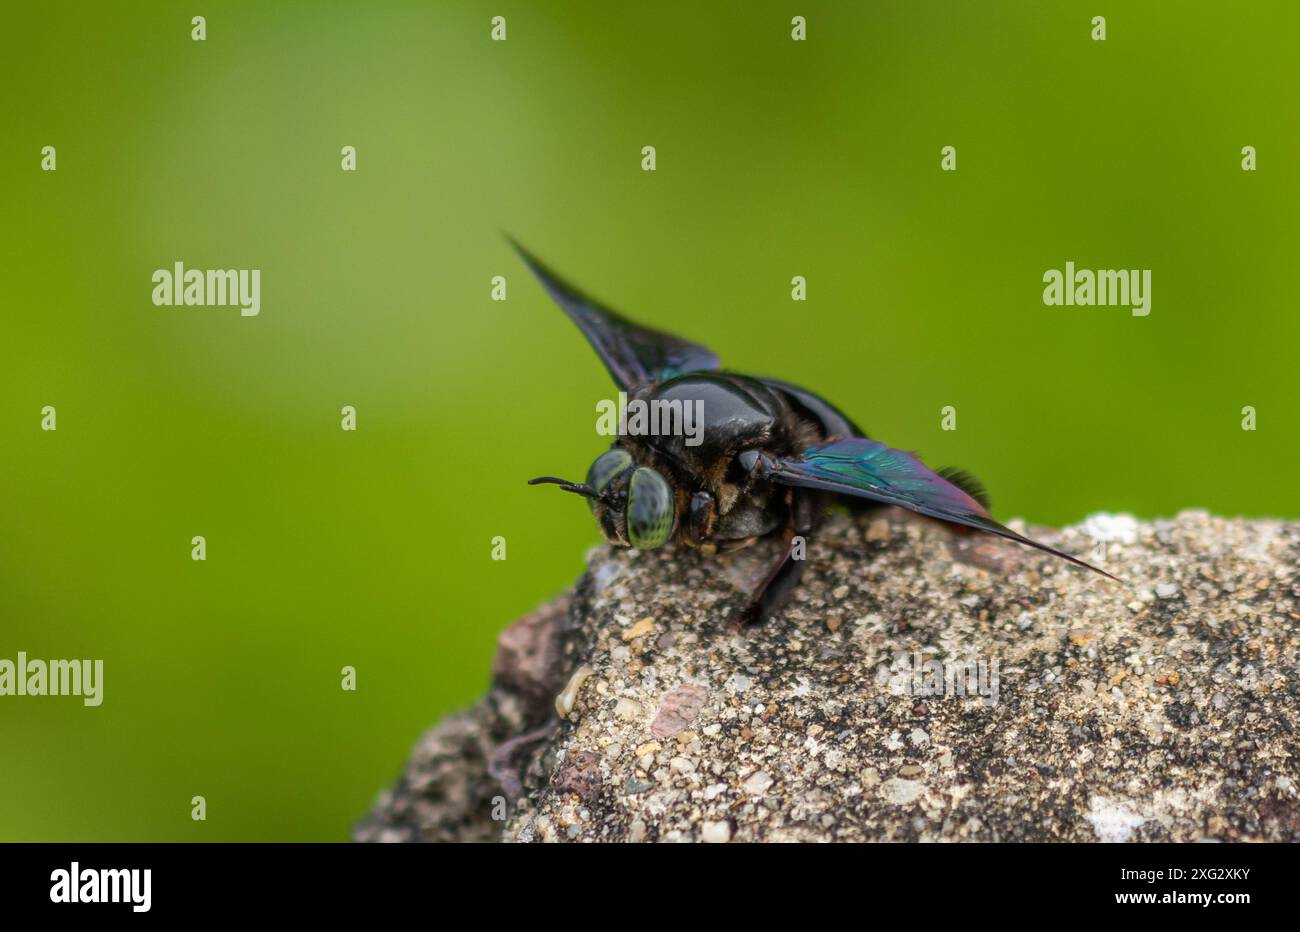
1;1;1296;840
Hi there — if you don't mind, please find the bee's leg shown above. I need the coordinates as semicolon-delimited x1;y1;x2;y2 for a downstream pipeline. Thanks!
686;490;717;551
738;528;803;626
739;490;822;625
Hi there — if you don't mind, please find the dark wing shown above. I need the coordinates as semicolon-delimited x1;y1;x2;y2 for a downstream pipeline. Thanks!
765;438;1116;580
510;238;720;391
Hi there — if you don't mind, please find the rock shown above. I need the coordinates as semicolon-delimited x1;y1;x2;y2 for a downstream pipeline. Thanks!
357;510;1300;842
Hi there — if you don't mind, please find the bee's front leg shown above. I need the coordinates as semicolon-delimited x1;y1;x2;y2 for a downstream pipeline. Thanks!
684;490;718;554
738;527;804;625
738;489;822;625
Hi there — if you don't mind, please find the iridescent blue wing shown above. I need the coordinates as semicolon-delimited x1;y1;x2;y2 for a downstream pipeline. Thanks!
511;239;720;391
767;438;1116;579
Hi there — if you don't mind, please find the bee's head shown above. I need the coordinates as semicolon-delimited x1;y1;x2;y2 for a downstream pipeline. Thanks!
529;448;676;549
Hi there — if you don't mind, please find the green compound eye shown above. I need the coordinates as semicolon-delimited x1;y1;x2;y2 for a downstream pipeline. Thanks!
586;448;634;494
626;467;674;549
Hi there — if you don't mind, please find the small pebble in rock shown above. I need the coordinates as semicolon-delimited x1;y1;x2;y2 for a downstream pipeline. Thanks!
622;616;656;641
554;665;595;719
701;820;731;843
650;684;709;738
882;777;923;805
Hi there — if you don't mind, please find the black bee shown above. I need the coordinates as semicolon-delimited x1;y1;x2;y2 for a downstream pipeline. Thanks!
519;242;1114;623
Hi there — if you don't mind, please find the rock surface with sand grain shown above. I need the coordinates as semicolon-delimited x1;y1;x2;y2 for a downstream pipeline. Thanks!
356;510;1300;842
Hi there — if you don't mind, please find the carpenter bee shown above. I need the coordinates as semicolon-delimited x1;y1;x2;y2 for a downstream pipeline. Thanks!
519;241;1115;624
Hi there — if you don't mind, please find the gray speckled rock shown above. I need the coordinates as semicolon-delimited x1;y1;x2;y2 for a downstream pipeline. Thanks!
356;510;1300;843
